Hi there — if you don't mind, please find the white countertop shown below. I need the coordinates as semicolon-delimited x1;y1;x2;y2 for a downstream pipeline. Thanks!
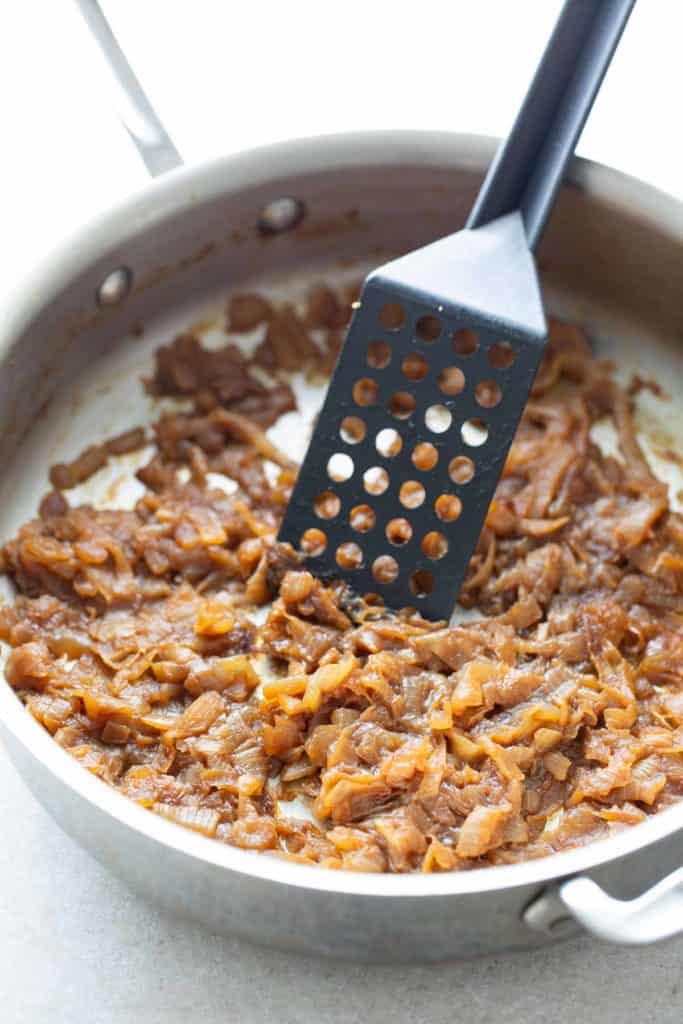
1;2;683;1020
1;741;682;1024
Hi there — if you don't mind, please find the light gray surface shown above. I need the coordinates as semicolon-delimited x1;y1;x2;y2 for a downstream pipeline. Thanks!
6;136;683;964
1;741;681;1023
2;3;682;1017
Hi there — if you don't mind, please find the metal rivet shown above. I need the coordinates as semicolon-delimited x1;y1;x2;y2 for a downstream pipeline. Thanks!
257;197;306;235
548;914;573;933
523;890;579;937
96;267;132;307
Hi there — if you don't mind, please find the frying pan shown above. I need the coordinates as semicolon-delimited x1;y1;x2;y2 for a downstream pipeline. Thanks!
0;7;682;963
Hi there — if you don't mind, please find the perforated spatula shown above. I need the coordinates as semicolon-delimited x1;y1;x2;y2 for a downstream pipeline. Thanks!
279;0;635;619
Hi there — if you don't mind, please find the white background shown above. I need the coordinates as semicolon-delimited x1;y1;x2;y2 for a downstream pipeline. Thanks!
1;3;683;1022
1;0;681;290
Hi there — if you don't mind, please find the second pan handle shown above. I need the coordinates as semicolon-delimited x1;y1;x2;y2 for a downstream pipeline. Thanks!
524;867;683;945
73;0;183;177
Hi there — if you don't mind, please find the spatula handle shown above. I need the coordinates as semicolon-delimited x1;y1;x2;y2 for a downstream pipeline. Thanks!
467;0;635;249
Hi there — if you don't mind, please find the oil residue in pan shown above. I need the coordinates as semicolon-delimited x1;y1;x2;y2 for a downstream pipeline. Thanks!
0;268;367;529
3;269;681;527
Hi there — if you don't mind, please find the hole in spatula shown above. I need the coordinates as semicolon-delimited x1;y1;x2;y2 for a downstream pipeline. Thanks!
336;543;363;570
300;528;327;556
411;443;438;471
452;328;478;356
422;531;448;559
402;353;428;381
488;341;516;369
353;378;378;407
314;491;340;519
399;481;426;508
372;555;399;584
363;467;390;495
425;404;452;433
410;569;434;597
435;494;462;522
389;391;416;419
475;380;502;408
386;518;413;545
367;341;392;369
340;416;366;444
327;453;354;482
350;505;375;533
461;418;489;447
438;367;465;396
379;303;405;330
416;315;441;342
449;456;475;484
376;428;402;457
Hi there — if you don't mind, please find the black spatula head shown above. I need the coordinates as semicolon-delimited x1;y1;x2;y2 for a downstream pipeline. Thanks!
279;213;546;619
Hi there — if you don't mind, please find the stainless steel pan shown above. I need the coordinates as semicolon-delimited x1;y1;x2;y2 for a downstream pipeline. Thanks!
1;6;683;963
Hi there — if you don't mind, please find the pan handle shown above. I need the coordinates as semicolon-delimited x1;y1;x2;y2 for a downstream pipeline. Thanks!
524;868;683;945
73;0;183;177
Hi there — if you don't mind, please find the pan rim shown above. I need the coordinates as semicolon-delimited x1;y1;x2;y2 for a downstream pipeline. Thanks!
1;128;682;900
2;128;682;359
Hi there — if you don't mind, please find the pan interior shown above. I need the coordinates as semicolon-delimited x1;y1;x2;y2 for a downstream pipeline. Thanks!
0;264;680;550
0;159;681;884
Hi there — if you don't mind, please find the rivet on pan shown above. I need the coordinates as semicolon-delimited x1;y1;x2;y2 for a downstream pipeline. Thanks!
258;197;306;235
522;889;579;937
96;267;133;307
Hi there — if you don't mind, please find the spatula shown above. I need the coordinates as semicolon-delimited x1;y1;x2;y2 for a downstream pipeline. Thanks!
279;0;635;619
